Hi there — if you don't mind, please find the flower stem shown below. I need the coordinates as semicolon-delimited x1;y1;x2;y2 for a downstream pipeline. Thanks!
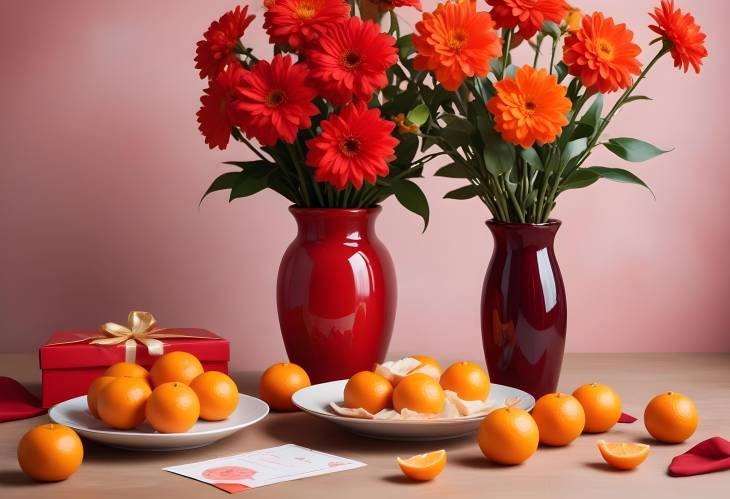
500;29;514;78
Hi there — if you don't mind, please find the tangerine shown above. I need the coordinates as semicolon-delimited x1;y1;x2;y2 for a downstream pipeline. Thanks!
397;450;447;481
97;376;152;429
17;424;83;481
478;407;539;465
392;373;445;414
259;362;311;411
439;361;490;401
86;375;116;419
190;371;239;421
146;382;201;433
104;362;150;382
644;392;698;443
572;383;622;433
411;355;443;376
149;351;204;387
531;393;585;446
344;371;393;414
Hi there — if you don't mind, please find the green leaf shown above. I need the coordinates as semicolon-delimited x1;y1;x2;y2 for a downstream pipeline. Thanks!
542;20;562;39
434;162;468;178
228;163;274;201
561;166;654;197
519;147;544;171
555;61;569;83
570;122;595;141
579;94;603;130
482;131;515;176
200;172;241;203
504;64;518;79
392;133;418;167
438;114;475;147
561;137;587;166
604;138;670;162
391;179;430;231
444;184;479;200
396;34;414;59
623;95;652;104
406;103;430;126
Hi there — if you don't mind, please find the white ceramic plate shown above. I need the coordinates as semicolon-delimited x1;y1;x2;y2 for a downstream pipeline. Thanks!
49;394;269;451
292;380;535;441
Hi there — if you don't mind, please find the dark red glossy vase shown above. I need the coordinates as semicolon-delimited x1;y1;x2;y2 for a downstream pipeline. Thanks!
277;207;396;383
481;219;567;399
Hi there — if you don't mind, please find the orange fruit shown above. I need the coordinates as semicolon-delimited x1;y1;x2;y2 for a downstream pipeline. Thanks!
393;373;445;414
478;407;539;465
17;423;83;481
146;382;200;433
439;361;490;401
259;362;311;412
597;440;650;470
97;376;152;429
531;393;585;446
397;450;447;481
344;371;393;414
572;383;622;433
411;355;443;375
644;392;698;443
104;362;150;382
190;371;239;421
149;351;204;387
87;375;116;418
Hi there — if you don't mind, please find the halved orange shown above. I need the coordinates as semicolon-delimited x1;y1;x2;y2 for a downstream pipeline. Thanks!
597;440;650;470
397;449;446;481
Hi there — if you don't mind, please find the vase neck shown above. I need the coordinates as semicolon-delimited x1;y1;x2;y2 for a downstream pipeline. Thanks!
486;220;560;250
290;207;380;242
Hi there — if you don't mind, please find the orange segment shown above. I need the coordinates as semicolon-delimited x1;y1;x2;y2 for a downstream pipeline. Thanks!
597;440;650;470
397;450;446;481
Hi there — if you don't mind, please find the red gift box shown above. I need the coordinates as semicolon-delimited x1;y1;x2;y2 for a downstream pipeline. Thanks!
39;328;229;408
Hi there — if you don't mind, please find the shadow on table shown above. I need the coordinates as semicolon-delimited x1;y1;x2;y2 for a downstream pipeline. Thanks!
0;469;35;486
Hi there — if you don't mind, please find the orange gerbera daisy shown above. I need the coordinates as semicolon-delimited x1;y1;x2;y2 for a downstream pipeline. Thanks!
263;0;349;51
487;0;570;39
306;102;398;189
413;1;502;91
486;65;571;149
649;0;707;74
563;12;642;94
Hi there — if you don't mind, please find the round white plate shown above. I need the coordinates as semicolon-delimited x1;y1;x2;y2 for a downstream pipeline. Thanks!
292;380;535;441
49;394;269;451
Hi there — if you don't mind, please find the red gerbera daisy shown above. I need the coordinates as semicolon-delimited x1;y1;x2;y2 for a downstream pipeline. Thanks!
649;0;707;74
563;12;642;93
195;6;255;80
232;54;319;147
306;102;398;189
196;64;248;150
487;0;570;39
308;17;398;105
263;0;350;51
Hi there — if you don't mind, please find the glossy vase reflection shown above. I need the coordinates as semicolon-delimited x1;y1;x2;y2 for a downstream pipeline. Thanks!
277;207;396;383
481;220;567;399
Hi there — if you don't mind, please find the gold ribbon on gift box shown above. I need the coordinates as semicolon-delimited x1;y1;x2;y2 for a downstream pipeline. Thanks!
49;311;214;363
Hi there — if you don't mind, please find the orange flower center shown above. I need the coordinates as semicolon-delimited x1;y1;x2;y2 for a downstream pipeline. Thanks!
295;0;317;20
524;101;537;114
265;89;287;108
448;29;468;50
341;50;362;70
339;136;361;157
596;39;615;61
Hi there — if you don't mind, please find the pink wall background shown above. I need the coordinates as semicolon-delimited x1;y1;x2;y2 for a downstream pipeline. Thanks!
1;0;728;370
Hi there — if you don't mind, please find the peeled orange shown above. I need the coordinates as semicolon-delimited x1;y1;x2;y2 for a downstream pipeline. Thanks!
344;371;393;414
478;407;539;465
392;373;445;414
439;361;490;401
397;450;446;481
531;393;585;446
597;440;650;470
259;362;311;411
644;392;698;443
17;424;84;482
572;383;621;433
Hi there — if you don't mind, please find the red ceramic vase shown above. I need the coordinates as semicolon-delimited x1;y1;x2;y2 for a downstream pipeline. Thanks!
277;207;396;383
481;219;567;399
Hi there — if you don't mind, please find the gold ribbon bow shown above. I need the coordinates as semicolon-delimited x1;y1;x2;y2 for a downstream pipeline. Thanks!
90;311;206;363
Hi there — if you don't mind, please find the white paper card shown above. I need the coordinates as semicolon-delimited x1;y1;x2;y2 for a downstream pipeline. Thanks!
163;444;366;493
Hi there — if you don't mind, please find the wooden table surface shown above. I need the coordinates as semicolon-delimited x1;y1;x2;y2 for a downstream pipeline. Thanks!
1;353;728;498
